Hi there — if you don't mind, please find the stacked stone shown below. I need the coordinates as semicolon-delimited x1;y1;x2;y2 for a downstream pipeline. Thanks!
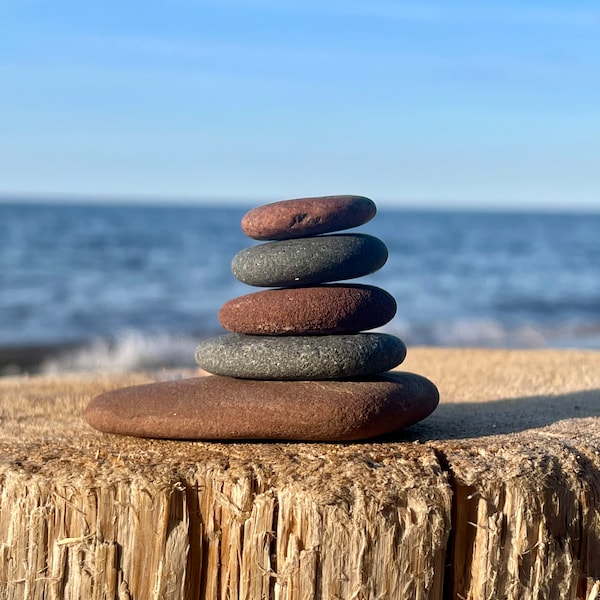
85;195;439;441
196;196;407;380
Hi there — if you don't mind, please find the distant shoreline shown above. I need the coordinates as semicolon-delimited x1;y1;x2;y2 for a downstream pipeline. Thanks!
1;194;600;216
3;337;600;378
0;342;84;375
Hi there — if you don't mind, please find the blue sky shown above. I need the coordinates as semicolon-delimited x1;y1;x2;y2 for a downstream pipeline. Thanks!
1;1;599;209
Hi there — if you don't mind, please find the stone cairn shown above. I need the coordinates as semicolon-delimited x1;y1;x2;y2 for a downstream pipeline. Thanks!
85;196;439;441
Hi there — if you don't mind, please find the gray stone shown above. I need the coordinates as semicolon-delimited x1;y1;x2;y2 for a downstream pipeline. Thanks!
84;372;439;441
195;332;406;380
231;234;388;287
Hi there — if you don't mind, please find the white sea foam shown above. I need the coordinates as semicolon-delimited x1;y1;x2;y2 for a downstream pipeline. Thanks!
40;331;198;374
1;204;599;374
32;320;600;375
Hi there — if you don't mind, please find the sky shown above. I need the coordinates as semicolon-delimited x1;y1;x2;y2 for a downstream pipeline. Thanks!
1;0;599;210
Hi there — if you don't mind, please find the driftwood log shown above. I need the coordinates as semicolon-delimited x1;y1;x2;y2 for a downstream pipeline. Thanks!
0;348;599;599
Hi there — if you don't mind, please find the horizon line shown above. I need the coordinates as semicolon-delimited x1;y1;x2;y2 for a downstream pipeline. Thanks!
0;190;599;215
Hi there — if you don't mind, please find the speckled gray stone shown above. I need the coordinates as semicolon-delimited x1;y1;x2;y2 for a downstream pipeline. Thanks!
195;333;406;380
231;234;388;287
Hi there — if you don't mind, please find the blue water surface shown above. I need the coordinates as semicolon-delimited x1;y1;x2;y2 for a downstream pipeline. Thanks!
1;201;599;371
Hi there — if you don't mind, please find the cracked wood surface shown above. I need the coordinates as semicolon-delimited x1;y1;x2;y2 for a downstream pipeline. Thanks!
0;348;599;599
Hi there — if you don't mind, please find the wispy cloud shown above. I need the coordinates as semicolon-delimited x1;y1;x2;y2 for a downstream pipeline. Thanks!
185;0;600;27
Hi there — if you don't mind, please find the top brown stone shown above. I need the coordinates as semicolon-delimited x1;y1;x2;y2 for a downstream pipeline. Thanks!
241;195;377;240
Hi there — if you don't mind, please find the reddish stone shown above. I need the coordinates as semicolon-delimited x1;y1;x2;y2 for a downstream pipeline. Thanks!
219;284;396;335
84;372;439;441
241;195;376;240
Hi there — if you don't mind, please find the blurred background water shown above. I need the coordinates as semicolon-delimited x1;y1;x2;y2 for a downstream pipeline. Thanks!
1;201;598;375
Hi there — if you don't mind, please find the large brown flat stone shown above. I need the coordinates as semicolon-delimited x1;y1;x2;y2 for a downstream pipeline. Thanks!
84;372;439;441
241;195;376;240
219;284;397;335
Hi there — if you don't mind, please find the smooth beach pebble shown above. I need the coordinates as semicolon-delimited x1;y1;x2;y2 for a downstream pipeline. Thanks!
195;332;406;379
84;372;439;441
241;195;377;240
219;284;397;335
231;234;388;287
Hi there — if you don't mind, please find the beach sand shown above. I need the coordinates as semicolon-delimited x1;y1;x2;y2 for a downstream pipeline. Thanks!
1;348;599;598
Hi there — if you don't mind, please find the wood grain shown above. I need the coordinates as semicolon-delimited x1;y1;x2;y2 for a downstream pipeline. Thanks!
1;348;599;599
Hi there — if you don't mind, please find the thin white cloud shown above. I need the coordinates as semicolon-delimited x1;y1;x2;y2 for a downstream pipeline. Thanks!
6;27;594;98
184;0;600;27
66;29;600;86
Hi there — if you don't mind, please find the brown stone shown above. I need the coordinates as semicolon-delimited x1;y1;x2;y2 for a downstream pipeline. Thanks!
241;195;376;240
84;372;439;441
219;284;397;335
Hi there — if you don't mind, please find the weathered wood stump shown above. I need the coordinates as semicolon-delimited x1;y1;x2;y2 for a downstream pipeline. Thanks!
1;348;599;599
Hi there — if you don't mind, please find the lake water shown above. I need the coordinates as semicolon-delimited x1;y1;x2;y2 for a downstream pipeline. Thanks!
1;201;598;374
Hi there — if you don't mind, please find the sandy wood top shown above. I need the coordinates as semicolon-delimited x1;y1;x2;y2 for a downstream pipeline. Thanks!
1;348;599;599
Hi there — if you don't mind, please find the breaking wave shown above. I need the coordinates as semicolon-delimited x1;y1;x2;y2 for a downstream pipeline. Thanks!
2;320;599;376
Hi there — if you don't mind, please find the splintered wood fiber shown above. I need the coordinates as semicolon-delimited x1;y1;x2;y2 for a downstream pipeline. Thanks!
0;372;452;599
0;442;451;599
405;348;600;600
1;348;600;599
437;428;600;600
